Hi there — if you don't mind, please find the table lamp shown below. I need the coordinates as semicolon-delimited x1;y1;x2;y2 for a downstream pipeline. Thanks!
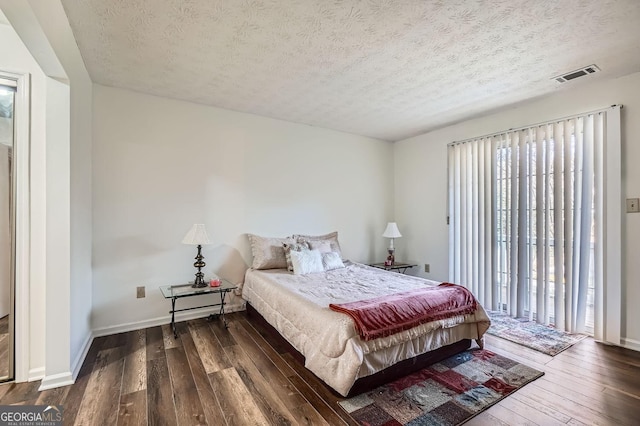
382;222;402;266
182;224;211;288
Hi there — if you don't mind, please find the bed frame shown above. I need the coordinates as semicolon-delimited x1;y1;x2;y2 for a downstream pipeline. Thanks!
246;303;472;397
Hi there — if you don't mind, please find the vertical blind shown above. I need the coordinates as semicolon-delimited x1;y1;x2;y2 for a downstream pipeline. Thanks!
448;106;621;340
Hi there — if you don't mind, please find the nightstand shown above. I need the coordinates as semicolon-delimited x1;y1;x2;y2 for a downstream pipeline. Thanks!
369;262;417;274
160;280;237;338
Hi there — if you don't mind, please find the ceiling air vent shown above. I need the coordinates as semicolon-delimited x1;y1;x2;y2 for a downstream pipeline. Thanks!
553;65;600;83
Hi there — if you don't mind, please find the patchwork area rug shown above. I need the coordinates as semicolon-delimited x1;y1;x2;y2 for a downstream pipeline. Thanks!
339;349;543;426
486;311;587;356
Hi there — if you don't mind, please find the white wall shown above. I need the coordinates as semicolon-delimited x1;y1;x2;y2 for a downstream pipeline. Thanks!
26;0;94;383
44;77;71;378
394;71;640;349
92;84;393;332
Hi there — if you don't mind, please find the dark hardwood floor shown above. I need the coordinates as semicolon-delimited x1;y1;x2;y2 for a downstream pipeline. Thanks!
1;312;639;425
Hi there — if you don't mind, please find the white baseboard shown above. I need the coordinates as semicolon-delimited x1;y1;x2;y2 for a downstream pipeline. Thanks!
71;331;94;380
92;302;246;338
28;367;45;382
621;337;640;352
35;331;94;390
38;371;74;391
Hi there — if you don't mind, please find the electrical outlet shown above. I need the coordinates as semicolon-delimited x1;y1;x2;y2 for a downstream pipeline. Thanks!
424;264;430;273
136;286;146;298
627;198;640;213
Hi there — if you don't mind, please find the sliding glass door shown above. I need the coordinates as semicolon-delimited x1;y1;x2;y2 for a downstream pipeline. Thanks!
0;79;16;382
448;107;621;338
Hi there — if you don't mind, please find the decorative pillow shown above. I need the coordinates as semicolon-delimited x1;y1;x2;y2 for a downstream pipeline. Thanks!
247;234;294;270
322;251;345;271
290;249;324;275
294;231;342;258
282;241;311;272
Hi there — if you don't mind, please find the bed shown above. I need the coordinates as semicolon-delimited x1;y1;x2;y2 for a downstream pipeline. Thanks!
241;260;491;397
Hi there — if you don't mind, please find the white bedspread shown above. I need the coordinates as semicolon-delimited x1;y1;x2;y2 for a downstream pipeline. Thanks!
242;262;490;396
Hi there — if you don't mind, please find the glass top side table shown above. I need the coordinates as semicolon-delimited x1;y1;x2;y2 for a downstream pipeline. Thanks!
368;262;417;274
160;280;237;338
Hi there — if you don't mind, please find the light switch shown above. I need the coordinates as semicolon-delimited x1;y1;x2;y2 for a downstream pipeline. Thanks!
627;198;640;213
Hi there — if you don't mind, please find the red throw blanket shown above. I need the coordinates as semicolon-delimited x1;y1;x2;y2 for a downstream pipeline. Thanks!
329;283;478;341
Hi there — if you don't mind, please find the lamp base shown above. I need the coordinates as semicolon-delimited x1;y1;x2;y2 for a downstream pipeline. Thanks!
191;245;207;288
191;274;207;288
384;248;395;266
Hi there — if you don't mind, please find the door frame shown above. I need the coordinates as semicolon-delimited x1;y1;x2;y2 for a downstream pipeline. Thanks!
0;70;30;382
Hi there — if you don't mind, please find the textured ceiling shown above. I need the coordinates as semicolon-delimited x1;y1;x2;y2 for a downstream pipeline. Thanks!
61;0;640;141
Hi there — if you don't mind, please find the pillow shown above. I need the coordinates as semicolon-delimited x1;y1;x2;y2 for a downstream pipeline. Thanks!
294;231;342;258
322;251;345;271
247;234;294;270
290;249;324;275
282;241;311;272
308;240;332;254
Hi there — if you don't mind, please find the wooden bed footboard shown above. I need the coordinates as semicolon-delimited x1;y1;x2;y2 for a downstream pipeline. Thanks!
246;303;471;397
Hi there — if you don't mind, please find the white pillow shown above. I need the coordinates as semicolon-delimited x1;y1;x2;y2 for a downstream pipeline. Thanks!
283;241;311;272
322;251;345;271
290;249;324;275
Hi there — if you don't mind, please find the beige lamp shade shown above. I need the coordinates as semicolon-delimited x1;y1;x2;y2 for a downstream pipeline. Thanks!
382;222;402;239
182;224;211;245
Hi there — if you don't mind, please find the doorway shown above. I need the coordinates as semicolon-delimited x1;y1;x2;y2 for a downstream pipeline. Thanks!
0;78;16;382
